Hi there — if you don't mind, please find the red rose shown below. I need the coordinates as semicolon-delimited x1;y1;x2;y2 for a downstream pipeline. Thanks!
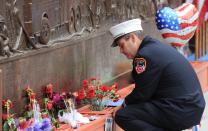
47;101;53;110
46;84;53;94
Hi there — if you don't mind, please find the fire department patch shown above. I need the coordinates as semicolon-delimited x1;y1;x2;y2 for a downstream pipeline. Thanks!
134;58;146;74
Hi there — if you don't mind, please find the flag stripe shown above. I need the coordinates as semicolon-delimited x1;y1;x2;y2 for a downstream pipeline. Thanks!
163;37;190;45
171;43;186;47
180;19;198;29
176;4;195;17
176;3;191;12
162;30;196;40
160;25;197;35
180;12;199;23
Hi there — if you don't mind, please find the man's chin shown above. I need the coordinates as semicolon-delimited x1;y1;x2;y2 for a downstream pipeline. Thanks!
126;55;133;59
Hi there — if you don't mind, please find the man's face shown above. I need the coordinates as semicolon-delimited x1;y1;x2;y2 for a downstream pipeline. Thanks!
117;34;136;59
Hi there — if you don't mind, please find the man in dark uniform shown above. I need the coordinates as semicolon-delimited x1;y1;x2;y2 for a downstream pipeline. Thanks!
109;18;205;131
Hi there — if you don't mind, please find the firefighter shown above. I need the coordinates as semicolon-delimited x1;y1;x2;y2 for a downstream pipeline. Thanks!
109;18;205;131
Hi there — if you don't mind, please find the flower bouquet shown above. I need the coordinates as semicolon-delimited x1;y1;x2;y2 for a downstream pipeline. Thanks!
2;99;16;131
44;83;90;129
76;77;120;111
20;86;53;130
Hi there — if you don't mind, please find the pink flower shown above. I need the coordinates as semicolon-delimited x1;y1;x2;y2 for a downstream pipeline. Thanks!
53;93;61;103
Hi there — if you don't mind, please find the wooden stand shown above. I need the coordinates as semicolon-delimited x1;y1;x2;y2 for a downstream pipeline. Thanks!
58;114;112;131
57;84;135;131
191;61;208;92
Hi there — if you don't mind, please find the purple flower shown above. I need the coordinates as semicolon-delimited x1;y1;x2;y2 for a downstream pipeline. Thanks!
26;126;35;131
41;118;51;130
53;93;61;104
33;123;42;131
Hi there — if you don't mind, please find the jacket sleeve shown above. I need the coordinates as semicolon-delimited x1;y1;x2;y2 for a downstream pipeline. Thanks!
125;56;162;105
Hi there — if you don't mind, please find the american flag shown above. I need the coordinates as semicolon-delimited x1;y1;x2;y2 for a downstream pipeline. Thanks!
155;3;199;47
186;0;208;28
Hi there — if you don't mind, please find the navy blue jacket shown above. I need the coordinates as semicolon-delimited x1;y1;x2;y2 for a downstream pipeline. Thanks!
125;36;205;127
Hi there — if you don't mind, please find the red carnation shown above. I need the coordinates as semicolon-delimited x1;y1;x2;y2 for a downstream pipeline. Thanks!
90;77;97;81
100;85;109;92
47;101;53;110
30;93;36;100
2;114;8;121
86;88;95;99
77;89;85;100
82;80;89;87
83;85;89;90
